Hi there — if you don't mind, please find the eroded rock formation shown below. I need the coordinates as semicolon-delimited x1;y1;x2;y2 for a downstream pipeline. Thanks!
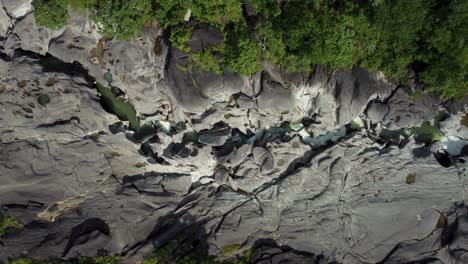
0;2;467;263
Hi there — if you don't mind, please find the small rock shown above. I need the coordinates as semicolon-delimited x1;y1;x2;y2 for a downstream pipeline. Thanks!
153;36;163;56
17;80;28;88
45;77;59;87
277;159;285;166
135;162;148;168
0;84;6;93
110;151;121;157
461;113;468;127
184;9;192;21
111;86;125;97
405;173;416;184
89;132;100;141
435;212;447;228
23;107;33;113
37;94;51;106
104;69;113;85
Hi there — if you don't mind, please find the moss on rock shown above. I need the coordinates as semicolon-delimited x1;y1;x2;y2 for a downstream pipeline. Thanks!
0;215;23;237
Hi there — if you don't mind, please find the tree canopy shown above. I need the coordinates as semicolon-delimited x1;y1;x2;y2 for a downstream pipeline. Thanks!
34;0;467;99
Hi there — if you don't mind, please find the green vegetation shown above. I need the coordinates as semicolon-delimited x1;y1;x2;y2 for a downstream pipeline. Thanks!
360;1;432;79
87;0;155;41
143;243;219;264
0;215;23;237
143;243;251;264
33;0;467;99
184;48;222;74
34;0;69;30
8;256;120;264
227;248;252;264
95;82;140;131
34;0;154;40
7;244;252;264
8;258;32;264
143;243;172;264
411;121;444;144
221;244;241;257
170;26;193;52
79;256;121;264
419;0;468;98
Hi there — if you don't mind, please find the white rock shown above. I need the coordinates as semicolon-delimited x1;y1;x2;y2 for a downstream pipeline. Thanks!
158;120;172;134
0;7;11;37
3;0;33;18
184;9;192;22
351;116;365;130
441;136;467;156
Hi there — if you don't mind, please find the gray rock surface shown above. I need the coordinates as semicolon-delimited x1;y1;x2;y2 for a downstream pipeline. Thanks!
0;7;11;37
0;10;467;264
440;110;468;140
3;0;33;19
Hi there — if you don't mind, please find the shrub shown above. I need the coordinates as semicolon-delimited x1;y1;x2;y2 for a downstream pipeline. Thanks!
34;0;69;30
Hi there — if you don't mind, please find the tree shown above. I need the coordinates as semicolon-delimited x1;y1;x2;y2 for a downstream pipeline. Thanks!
32;0;468;99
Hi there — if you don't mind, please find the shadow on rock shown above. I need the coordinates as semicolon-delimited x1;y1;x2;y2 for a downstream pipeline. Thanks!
122;212;341;263
249;238;340;264
377;202;468;263
121;213;217;263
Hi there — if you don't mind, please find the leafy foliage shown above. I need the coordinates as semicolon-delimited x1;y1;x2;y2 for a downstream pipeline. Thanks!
34;0;69;30
87;0;155;41
35;0;154;40
0;215;23;237
222;25;261;75
8;256;120;264
170;26;193;52
32;0;468;98
154;0;243;28
142;243;252;264
360;0;432;79
143;243;219;264
221;244;241;257
255;1;360;72
419;0;468;99
186;48;223;74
